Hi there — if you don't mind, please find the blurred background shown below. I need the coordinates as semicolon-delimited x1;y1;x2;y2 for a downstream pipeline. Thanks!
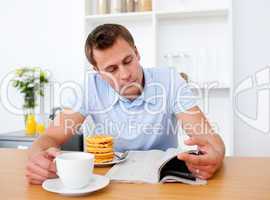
0;0;269;156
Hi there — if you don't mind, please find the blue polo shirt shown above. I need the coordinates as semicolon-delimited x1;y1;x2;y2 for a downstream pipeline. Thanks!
71;67;196;152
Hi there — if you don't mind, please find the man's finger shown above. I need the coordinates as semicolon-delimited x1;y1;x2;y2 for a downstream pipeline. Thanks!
186;163;216;175
197;171;212;180
184;135;209;147
31;153;54;171
31;152;50;166
25;171;47;182
46;148;61;173
48;161;57;173
46;147;61;158
27;162;55;178
185;163;212;180
177;152;212;166
185;163;197;175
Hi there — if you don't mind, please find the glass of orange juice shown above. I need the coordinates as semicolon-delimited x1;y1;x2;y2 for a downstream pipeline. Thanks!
25;114;36;136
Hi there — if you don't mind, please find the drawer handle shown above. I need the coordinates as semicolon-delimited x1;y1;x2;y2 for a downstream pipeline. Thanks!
17;145;29;149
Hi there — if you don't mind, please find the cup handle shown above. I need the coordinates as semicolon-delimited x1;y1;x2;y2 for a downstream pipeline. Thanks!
53;158;59;176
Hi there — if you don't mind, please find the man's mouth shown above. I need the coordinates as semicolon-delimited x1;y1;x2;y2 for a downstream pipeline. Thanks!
121;79;137;88
119;80;142;93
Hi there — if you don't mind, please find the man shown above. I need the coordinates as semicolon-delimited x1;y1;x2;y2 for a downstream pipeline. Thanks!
26;24;225;185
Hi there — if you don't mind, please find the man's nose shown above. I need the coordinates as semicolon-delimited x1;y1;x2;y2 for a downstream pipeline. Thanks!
120;66;131;81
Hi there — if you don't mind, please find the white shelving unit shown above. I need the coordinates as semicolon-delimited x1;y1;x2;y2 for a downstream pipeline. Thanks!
84;0;234;155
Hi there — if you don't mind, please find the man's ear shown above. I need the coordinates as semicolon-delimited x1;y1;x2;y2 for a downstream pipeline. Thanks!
93;65;105;81
93;65;98;71
134;46;141;61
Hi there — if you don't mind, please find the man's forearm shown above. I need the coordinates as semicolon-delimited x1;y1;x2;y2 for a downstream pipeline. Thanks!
208;133;226;157
28;135;59;157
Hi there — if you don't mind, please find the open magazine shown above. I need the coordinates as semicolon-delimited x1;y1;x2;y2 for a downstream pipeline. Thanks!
105;148;207;185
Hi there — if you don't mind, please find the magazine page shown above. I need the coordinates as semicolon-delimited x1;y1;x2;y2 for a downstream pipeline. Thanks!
157;148;207;185
105;150;165;183
160;176;207;185
157;148;182;171
157;148;202;171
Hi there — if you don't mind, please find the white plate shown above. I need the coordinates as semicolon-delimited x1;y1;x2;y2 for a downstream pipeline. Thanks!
42;174;110;197
94;152;129;167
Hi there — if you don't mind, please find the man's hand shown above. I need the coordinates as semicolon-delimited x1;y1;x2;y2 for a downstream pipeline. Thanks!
176;106;225;180
25;147;61;185
177;134;225;180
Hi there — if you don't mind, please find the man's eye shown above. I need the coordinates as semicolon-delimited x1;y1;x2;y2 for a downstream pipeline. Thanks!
124;58;133;65
107;67;116;73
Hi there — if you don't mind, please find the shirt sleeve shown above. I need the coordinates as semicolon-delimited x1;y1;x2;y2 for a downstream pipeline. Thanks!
73;96;90;117
61;84;90;117
170;69;197;114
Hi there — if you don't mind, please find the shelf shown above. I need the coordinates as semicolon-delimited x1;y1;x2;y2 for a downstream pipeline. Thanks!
84;0;234;156
189;82;231;90
85;8;228;23
85;11;153;23
156;9;228;20
191;86;231;90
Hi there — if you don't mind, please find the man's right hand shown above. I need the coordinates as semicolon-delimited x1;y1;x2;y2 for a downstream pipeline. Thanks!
25;147;61;185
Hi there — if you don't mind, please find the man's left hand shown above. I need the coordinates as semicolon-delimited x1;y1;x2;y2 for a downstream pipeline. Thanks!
177;134;225;180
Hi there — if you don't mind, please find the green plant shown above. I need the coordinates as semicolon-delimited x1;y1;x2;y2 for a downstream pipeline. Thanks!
12;67;49;109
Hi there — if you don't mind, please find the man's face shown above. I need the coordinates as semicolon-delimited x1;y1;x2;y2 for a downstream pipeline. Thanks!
93;38;143;99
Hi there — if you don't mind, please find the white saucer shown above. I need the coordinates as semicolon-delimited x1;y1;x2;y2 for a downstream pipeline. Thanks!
42;174;110;197
94;152;129;167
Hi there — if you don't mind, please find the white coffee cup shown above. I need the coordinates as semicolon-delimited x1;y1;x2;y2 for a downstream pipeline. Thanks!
55;152;94;189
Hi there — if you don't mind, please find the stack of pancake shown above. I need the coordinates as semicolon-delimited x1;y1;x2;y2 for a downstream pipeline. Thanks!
86;135;114;163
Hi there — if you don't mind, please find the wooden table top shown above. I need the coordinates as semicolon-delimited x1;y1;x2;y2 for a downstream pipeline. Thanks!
1;149;270;200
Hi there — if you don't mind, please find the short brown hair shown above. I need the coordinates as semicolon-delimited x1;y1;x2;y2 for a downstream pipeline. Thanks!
85;24;135;67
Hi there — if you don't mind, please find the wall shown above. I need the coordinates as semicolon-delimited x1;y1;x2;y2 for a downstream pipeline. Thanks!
0;0;85;133
233;0;270;156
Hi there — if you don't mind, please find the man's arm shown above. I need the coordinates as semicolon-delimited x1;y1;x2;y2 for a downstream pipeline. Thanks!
26;109;85;184
29;109;85;155
176;105;225;180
